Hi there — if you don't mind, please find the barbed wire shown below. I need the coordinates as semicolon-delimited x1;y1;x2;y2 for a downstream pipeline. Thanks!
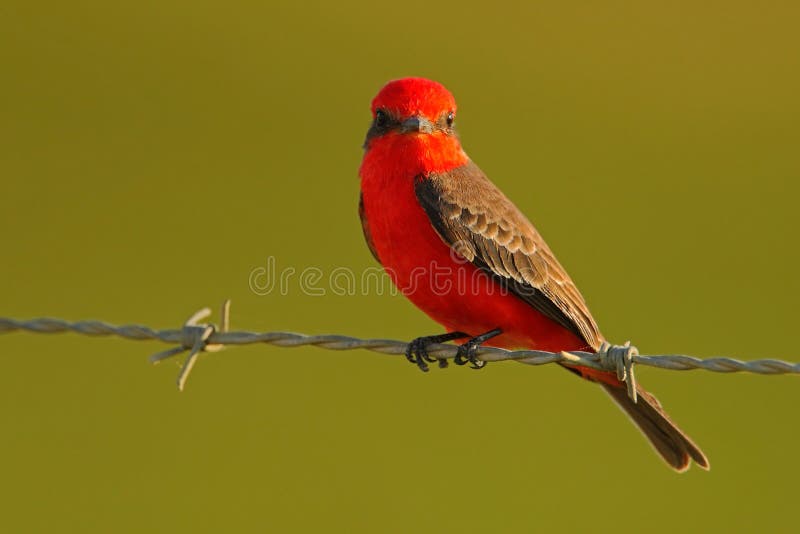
0;300;797;398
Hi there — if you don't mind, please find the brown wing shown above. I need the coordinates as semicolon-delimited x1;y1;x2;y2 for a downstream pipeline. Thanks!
359;192;381;262
415;160;603;349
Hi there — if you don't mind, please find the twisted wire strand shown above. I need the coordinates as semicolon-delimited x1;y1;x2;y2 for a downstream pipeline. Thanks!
1;301;798;394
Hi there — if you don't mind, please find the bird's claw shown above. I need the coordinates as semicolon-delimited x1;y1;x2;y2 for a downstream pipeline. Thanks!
404;332;468;372
454;341;486;369
453;328;503;370
405;338;439;372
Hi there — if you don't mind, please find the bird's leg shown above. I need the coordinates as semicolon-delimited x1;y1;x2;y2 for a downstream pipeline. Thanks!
454;328;503;370
405;331;469;372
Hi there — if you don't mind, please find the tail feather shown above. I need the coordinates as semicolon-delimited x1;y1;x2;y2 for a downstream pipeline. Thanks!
601;383;709;472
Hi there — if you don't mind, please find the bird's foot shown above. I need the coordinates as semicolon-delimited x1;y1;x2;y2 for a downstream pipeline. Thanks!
405;332;468;372
454;328;503;370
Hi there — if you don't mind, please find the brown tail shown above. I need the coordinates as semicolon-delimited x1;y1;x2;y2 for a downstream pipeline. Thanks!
601;383;709;472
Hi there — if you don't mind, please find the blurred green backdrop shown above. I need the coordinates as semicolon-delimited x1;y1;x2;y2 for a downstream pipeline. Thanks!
1;1;798;532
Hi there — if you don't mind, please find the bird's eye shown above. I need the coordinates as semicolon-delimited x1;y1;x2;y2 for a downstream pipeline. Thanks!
446;111;455;127
375;109;388;128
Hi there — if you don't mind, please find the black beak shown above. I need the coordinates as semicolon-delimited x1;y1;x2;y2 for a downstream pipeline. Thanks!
400;115;434;134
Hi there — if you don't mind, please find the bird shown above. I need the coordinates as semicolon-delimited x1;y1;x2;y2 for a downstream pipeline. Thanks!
358;77;708;472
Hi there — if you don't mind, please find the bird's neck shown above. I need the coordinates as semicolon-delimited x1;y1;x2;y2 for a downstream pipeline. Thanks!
360;134;468;182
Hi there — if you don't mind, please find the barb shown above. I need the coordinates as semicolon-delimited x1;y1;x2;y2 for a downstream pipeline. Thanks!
0;301;798;397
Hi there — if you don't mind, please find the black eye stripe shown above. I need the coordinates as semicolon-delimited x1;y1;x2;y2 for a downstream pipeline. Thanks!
365;109;456;148
375;109;389;127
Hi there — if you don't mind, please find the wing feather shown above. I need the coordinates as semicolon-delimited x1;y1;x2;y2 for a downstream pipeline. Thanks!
359;192;381;263
415;161;602;349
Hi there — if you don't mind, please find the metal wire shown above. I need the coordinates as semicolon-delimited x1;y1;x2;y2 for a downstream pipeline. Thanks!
1;300;797;395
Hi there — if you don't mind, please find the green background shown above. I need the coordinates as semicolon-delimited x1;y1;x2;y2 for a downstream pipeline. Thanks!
2;2;798;532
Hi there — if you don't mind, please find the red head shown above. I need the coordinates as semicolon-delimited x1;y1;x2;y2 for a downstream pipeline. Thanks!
370;77;457;123
362;77;468;174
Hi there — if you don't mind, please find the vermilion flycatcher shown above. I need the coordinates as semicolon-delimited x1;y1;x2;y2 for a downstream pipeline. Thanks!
358;77;708;471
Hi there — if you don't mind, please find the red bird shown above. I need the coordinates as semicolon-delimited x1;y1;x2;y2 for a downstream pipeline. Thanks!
358;77;708;471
